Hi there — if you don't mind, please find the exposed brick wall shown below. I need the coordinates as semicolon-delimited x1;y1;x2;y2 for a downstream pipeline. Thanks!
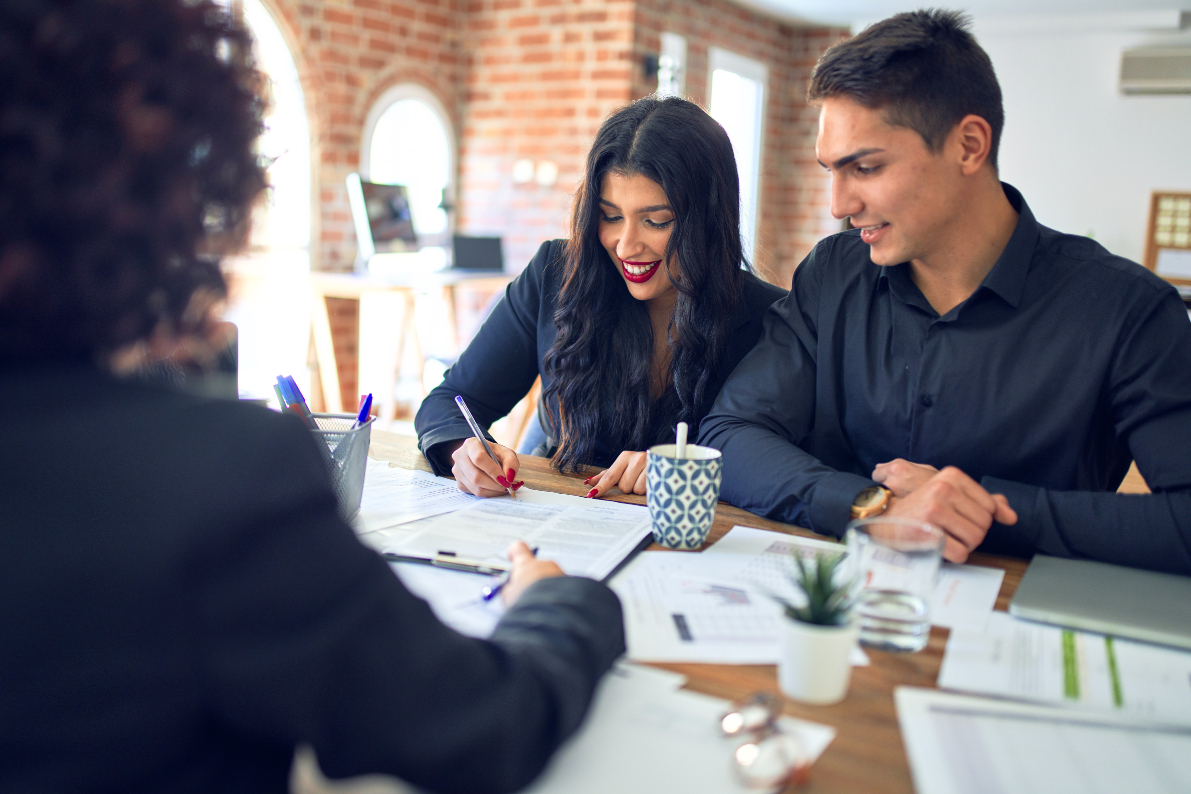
259;0;463;271
454;0;638;271
633;0;846;287
261;0;842;282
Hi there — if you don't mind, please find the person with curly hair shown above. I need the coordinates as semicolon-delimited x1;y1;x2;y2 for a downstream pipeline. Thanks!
0;1;623;791
415;97;787;498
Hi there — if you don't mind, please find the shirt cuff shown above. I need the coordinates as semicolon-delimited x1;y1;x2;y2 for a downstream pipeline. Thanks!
980;476;1043;554
418;423;496;477
808;471;881;538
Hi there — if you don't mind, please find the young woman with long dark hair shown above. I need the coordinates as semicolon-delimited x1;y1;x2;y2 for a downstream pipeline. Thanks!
415;96;787;497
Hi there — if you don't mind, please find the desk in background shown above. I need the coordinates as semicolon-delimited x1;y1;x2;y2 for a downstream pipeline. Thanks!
310;271;510;419
366;429;1029;794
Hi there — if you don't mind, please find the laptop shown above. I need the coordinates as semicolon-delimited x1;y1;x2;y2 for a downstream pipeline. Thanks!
346;174;504;275
1009;554;1191;650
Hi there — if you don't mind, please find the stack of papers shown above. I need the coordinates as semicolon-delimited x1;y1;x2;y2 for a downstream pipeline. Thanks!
609;526;1005;664
356;461;652;638
938;611;1191;725
915;580;1191;792
356;459;479;533
377;487;652;580
896;687;1191;794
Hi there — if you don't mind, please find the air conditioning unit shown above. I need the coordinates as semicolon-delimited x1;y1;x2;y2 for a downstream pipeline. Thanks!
1120;48;1191;94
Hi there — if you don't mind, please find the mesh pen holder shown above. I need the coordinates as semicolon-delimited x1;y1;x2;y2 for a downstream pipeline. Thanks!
311;413;373;520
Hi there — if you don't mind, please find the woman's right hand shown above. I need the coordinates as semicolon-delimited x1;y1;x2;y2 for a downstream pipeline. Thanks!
449;438;523;497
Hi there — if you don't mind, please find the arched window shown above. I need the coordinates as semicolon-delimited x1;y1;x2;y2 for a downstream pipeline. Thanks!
361;85;455;250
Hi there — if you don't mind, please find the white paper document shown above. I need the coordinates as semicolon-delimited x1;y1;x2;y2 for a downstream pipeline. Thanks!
389;562;506;638
378;487;652;581
355;459;479;533
938;611;1191;725
896;686;1191;794
522;663;836;794
929;563;1004;630
609;549;868;665
704;526;1004;629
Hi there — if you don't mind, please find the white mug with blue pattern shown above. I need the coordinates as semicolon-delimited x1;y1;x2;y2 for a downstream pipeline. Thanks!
646;443;723;550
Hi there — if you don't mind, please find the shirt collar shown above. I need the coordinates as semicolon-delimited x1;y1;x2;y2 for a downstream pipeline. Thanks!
978;183;1039;310
875;182;1039;311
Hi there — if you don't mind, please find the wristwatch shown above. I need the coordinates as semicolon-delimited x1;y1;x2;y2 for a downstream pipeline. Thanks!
850;486;892;519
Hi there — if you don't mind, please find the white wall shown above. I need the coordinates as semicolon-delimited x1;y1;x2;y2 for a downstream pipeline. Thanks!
974;14;1191;263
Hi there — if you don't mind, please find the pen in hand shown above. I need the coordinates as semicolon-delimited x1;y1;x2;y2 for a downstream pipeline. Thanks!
481;545;539;602
454;395;517;500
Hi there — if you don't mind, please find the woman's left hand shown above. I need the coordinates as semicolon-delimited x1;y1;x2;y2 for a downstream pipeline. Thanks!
585;450;648;498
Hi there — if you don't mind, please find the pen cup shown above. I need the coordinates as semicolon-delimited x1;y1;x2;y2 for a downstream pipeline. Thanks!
311;413;374;520
645;443;722;550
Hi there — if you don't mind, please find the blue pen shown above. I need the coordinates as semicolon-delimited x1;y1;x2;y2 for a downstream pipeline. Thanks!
276;376;314;429
354;393;373;429
285;376;316;425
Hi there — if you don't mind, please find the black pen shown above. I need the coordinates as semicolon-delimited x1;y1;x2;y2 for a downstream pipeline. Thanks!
383;552;510;576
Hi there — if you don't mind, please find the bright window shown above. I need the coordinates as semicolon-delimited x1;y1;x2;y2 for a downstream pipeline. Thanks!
216;0;313;402
362;87;454;245
708;48;767;265
242;0;310;251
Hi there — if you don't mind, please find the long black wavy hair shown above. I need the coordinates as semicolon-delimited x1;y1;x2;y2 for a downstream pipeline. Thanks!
0;0;266;361
542;97;748;472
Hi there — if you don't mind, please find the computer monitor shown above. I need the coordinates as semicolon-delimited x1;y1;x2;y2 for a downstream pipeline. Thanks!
451;235;504;271
346;173;419;269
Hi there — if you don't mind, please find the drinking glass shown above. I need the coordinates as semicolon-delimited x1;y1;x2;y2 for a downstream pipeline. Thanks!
720;692;809;789
844;517;944;653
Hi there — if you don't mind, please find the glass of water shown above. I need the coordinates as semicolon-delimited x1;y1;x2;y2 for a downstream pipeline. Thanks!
844;517;944;653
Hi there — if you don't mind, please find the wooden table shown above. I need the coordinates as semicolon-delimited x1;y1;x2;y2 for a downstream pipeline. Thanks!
368;429;1030;794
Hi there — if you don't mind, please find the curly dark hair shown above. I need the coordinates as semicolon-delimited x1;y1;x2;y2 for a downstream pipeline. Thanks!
542;97;747;472
0;0;267;361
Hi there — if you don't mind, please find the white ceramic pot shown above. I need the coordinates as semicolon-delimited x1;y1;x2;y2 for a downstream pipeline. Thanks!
777;618;860;705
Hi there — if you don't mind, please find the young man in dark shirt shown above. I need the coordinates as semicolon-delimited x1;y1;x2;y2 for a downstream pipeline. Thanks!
699;9;1191;575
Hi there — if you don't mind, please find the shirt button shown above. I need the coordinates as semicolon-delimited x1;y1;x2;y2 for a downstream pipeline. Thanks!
920;395;934;408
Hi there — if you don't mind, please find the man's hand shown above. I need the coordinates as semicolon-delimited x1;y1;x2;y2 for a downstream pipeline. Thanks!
502;541;565;606
872;458;938;497
584;450;648;498
883;466;1018;563
449;438;523;497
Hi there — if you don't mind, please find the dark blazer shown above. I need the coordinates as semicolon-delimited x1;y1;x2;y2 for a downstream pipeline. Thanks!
0;363;624;794
416;239;789;474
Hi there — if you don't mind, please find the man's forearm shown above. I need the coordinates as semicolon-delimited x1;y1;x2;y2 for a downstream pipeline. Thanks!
981;477;1191;575
698;414;875;535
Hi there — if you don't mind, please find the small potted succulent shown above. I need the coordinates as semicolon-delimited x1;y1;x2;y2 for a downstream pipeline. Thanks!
772;553;858;705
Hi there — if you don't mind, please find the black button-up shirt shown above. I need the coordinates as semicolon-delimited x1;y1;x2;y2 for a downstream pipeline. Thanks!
700;185;1191;575
416;239;788;473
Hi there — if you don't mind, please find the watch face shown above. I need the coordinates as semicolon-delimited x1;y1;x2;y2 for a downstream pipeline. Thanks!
855;486;884;508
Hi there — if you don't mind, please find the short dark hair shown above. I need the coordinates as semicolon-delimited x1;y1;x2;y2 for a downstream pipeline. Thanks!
808;9;1004;170
0;0;266;361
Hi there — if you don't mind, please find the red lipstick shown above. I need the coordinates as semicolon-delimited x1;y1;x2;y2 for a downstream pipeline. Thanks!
621;258;660;283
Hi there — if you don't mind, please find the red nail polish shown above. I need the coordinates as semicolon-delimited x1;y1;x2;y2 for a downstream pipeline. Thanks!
512;481;524;491
586;488;598;498
497;476;508;487
507;469;515;481
583;477;592;485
